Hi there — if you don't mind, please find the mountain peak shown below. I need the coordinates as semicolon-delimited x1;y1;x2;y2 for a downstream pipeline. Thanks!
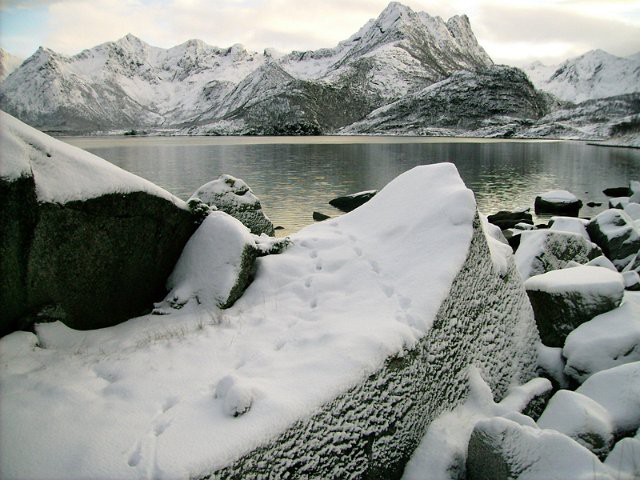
115;33;149;50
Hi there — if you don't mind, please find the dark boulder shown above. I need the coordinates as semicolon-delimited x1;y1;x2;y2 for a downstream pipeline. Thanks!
534;190;582;216
313;211;331;221
0;112;197;335
329;190;377;213
486;209;533;230
603;187;631;197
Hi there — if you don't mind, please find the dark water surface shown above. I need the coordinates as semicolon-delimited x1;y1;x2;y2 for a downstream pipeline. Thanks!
61;136;640;235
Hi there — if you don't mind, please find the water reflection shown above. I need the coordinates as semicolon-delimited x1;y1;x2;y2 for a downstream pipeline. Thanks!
61;136;640;235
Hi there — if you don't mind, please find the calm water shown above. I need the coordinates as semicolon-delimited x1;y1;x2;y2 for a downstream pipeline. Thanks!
61;136;640;235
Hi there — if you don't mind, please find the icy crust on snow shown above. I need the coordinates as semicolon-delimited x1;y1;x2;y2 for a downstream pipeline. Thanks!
0;111;185;207
0;164;539;479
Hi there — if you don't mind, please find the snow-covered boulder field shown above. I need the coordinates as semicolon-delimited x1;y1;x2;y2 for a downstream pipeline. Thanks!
0;111;197;335
0;163;540;479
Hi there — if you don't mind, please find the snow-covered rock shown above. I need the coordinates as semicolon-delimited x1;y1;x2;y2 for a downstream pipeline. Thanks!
577;361;640;436
522;49;640;104
605;432;640;478
155;212;259;311
0;111;196;335
402;368;550;480
587;209;640;271
537;389;614;458
0;163;540;479
536;344;570;389
486;209;533;230
534;190;582;216
524;266;624;347
190;174;274;236
515;230;602;280
549;216;590;239
563;294;640;383
466;416;617;480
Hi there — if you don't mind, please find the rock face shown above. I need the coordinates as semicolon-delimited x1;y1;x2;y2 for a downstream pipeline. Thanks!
208;215;539;478
524;266;624;347
329;190;377;213
0;111;197;335
587;209;640;271
190;174;274;236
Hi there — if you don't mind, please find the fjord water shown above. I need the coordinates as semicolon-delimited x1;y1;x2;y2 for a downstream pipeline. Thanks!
62;136;640;235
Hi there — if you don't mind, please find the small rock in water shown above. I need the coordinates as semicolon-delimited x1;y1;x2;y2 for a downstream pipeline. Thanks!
535;190;582;217
313;211;331;221
603;186;631;197
587;201;602;208
487;209;533;230
329;190;377;212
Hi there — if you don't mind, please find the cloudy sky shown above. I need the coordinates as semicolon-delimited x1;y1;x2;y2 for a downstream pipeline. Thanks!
1;0;640;66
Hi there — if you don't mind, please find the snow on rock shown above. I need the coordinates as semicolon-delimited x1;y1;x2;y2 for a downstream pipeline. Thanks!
585;255;618;272
537;389;614;458
587;209;640;271
0;163;540;479
480;215;512;276
154;212;259;311
605;433;640;479
563;293;640;383
402;368;550;480
536;343;570;389
534;190;582;216
466;416;618;480
549;216;590;239
190;174;275;236
525;266;624;347
515;230;602;280
0;110;183;205
577;361;640;436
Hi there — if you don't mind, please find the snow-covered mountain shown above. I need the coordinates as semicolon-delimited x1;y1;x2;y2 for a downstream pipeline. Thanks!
0;49;23;82
523;50;640;103
0;2;494;134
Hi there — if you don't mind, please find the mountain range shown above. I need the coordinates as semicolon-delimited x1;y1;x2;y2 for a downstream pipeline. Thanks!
1;2;638;142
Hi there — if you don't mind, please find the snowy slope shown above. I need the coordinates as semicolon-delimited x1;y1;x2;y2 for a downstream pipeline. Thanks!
523;50;640;103
0;48;23;83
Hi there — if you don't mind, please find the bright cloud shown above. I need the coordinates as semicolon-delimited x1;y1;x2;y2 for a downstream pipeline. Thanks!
1;0;639;65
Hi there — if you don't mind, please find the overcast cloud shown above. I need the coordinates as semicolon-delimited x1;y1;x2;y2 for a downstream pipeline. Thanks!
1;0;639;66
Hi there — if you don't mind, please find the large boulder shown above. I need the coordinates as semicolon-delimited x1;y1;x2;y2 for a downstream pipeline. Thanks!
515;230;602;280
537;389;614;459
534;190;582;216
524;266;624;347
190;174;275;236
0;111;197;334
563;296;640;383
0;164;542;479
587;209;640;271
